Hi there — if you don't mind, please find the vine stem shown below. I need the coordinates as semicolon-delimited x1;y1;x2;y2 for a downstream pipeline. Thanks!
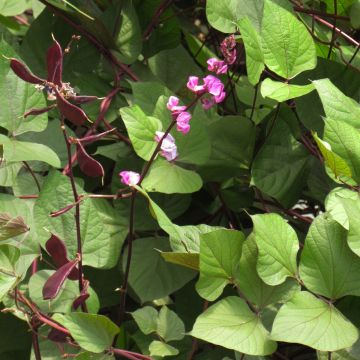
249;83;259;122
327;0;337;59
118;190;136;325
32;332;42;360
60;119;87;313
142;0;174;40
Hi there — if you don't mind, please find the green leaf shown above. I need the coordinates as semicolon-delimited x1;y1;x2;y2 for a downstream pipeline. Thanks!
236;235;300;309
206;0;264;33
313;133;353;181
261;0;317;79
206;115;256;169
184;33;217;69
300;214;360;299
130;81;172;115
120;105;162;161
131;306;158;335
323;118;360;183
148;45;202;93
142;158;203;194
350;1;360;28
190;296;277;355
313;79;360;129
34;170;127;268
261;79;314;102
122;237;195;303
325;187;358;229
0;244;20;302
251;213;299;286
53;313;119;353
157;306;185;342
149;341;179;357
0;161;22;187
0;135;61;168
136;187;220;253
0;0;29;16
160;252;199;270
196;229;245;301
271;291;358;351
341;197;360;257
0;40;48;135
0;213;29;241
251;120;309;206
114;0;142;64
237;17;264;85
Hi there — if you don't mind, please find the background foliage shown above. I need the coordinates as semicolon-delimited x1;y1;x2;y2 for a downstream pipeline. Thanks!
0;0;359;359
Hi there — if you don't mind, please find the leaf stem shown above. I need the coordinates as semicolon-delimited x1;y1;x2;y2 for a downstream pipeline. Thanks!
22;161;41;192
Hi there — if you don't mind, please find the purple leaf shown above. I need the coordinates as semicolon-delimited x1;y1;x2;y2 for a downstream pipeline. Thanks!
10;59;44;84
47;39;63;86
23;104;57;118
47;328;68;343
55;88;89;126
76;142;105;178
68;95;99;104
45;234;79;280
72;279;90;310
42;259;79;300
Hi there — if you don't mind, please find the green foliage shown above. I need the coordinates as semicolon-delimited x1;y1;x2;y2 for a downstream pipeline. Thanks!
0;1;360;359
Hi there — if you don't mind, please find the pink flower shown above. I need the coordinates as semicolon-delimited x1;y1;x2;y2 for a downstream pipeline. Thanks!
176;111;191;134
155;131;178;161
187;76;206;94
119;171;140;186
220;35;237;65
167;96;187;114
201;97;215;110
207;58;228;74
204;75;224;97
214;91;226;103
226;49;237;65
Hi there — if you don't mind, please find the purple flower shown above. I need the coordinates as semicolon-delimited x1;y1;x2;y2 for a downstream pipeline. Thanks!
207;58;228;74
155;131;178;161
204;75;225;97
119;171;140;186
167;96;187;113
187;76;206;94
220;35;237;65
214;91;226;103
176;111;191;135
201;97;215;110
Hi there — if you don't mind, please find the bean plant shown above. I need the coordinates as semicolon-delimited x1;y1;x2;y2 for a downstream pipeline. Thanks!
0;0;359;359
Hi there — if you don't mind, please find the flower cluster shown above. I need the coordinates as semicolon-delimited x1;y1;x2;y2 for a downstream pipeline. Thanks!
187;74;226;110
220;34;237;65
167;96;191;135
207;58;228;74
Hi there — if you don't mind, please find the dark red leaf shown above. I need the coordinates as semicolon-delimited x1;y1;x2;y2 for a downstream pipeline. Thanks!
42;259;79;300
76;142;105;178
47;40;63;86
55;88;89;126
72;279;90;310
68;95;99;104
23;104;56;118
45;234;79;280
10;59;45;85
47;328;68;343
45;234;68;268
